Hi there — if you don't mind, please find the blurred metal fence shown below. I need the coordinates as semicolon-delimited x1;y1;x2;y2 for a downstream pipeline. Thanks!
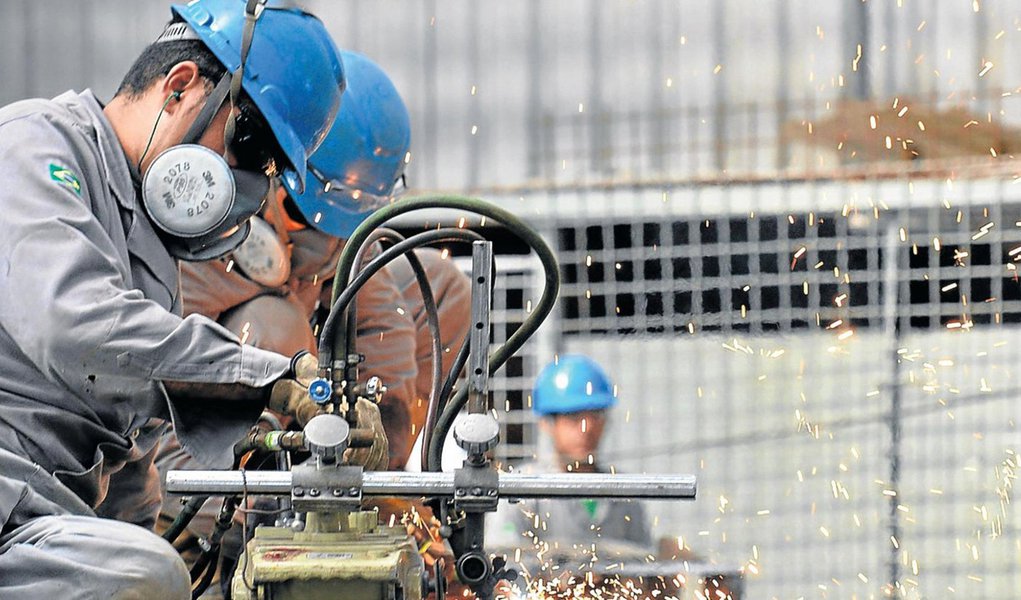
475;175;1021;598
6;1;1021;192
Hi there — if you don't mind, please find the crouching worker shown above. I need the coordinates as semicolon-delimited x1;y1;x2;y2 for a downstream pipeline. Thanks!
154;50;471;595
0;2;373;597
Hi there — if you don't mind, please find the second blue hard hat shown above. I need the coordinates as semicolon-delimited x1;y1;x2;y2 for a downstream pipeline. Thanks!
283;50;412;239
532;354;618;416
172;0;346;191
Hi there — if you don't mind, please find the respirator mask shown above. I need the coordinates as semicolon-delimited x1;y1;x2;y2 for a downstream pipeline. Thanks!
230;179;294;288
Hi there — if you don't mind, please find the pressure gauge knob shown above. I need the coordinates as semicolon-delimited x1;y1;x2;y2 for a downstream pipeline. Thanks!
453;414;500;456
303;414;350;463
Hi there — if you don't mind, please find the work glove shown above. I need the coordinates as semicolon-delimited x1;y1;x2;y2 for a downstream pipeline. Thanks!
268;352;388;470
267;351;321;427
344;397;389;471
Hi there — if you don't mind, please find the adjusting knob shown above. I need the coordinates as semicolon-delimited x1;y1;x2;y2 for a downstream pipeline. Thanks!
303;414;350;463
453;414;500;456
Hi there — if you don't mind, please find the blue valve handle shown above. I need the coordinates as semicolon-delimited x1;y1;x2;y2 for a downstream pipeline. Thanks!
308;378;332;405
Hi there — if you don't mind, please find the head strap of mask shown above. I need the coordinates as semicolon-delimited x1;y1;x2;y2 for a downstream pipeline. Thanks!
223;0;266;162
141;2;273;261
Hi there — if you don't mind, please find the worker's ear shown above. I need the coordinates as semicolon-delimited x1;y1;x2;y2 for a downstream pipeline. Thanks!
160;61;203;112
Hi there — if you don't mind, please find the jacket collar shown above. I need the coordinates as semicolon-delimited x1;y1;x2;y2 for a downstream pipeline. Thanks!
59;90;138;213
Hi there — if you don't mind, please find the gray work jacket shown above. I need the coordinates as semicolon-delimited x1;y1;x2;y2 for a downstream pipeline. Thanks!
0;90;290;529
487;459;652;552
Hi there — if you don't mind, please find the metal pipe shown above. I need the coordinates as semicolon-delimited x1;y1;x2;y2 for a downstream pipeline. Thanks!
166;470;697;500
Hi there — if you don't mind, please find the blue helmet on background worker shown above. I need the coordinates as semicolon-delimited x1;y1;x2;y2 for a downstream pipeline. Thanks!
532;354;618;416
171;0;345;190
283;50;411;238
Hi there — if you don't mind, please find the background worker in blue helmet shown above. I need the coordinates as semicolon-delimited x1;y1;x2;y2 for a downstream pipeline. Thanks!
488;355;651;558
0;1;372;597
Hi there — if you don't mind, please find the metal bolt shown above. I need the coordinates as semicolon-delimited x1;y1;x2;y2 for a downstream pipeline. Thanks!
309;488;321;497
348;487;360;496
487;489;498;497
293;487;305;497
472;487;483;496
455;489;466;497
332;489;344;497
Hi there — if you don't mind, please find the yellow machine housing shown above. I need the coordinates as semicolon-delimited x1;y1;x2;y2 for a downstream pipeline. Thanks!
231;510;424;600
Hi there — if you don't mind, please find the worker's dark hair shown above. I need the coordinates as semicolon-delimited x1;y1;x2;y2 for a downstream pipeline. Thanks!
116;18;227;98
115;17;286;172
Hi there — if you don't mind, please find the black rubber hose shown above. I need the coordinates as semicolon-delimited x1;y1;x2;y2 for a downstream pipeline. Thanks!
421;256;497;471
190;497;238;596
427;241;558;467
318;228;485;365
190;550;219;599
320;195;560;472
326;196;553;368
162;495;208;543
340;229;445;453
426;281;559;470
189;549;213;582
423;333;470;470
344;228;405;381
398;249;444;468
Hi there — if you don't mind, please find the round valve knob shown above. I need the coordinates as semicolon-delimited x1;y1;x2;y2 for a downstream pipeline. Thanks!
453;414;500;456
303;414;350;463
308;378;332;404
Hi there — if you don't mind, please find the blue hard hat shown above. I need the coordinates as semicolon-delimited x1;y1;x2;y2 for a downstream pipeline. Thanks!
171;0;345;191
282;50;411;238
532;355;617;416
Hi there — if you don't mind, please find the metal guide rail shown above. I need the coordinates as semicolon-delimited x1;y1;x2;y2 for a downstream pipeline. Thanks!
165;469;697;499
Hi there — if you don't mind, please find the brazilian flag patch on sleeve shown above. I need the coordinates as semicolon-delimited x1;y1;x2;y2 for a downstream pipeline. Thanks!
49;163;82;196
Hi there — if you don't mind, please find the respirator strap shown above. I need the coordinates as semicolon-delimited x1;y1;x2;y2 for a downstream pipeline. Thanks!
181;73;233;146
224;0;268;158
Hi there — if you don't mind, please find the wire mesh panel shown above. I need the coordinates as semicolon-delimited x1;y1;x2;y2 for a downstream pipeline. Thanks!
485;176;1021;598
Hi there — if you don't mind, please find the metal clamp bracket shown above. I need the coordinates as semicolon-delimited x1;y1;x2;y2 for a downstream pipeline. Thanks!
453;464;499;513
291;464;364;511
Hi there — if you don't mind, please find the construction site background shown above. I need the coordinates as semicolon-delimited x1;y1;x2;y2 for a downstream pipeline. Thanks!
3;1;1021;597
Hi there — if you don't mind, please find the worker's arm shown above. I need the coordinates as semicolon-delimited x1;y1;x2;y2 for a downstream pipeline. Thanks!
0;114;290;394
179;258;267;321
385;248;472;442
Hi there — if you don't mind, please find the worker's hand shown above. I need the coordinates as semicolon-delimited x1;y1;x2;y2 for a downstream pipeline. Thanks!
267;351;322;427
343;398;389;470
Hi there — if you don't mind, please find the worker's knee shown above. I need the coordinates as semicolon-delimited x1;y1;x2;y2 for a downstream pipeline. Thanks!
116;522;191;599
0;515;190;599
76;517;190;599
